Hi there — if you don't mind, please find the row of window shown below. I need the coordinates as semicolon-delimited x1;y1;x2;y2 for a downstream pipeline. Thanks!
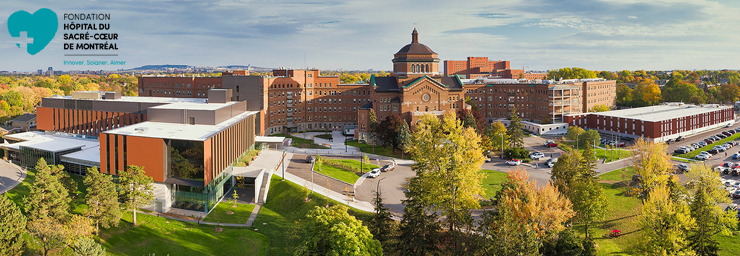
145;82;220;89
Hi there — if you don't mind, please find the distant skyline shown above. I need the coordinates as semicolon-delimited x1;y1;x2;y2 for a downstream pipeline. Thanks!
2;0;740;72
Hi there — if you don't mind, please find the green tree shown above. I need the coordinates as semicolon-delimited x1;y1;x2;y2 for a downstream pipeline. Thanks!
368;189;394;245
398;175;440;255
377;114;404;153
407;112;485;235
571;179;607;239
0;194;26;256
2;89;23;108
551;149;583;198
71;237;106;256
578;130;600;149
488;121;509;157
57;75;72;85
463;111;476;129
368;109;378;152
616;83;633;106
118;165;155;226
506;107;524;148
83;167;121;234
580;143;597;178
638;185;695;255
28;215;94;256
315;155;323;171
397;119;411;159
630;139;673;198
295;205;382;256
25;158;70;222
686;164;737;255
566;126;585;143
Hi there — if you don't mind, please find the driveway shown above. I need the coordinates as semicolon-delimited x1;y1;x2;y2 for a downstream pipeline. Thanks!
0;161;26;194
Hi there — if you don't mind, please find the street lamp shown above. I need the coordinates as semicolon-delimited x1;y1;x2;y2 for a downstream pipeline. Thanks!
501;133;504;159
282;150;286;181
310;161;315;194
377;177;386;198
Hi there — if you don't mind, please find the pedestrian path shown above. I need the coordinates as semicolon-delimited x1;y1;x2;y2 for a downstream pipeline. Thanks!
0;161;27;195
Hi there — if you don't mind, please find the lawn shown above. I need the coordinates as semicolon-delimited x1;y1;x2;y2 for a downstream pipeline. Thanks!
677;132;740;159
595;148;633;163
346;140;404;159
253;176;374;256
574;167;642;255
314;134;333;140
670;156;695;163
480;169;508;200
100;212;269;256
313;159;378;185
270;134;329;149
202;202;256;224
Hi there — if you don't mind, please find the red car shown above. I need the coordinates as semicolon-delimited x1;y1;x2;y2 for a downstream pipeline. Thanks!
545;142;558;147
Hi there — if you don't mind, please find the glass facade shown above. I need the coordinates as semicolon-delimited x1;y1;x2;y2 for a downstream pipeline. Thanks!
171;168;233;212
167;139;205;181
19;146;81;168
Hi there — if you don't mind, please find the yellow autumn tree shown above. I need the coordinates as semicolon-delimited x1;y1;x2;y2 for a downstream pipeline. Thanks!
630;138;673;198
408;112;485;232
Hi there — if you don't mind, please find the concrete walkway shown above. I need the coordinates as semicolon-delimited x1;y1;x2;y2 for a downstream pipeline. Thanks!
0;160;27;194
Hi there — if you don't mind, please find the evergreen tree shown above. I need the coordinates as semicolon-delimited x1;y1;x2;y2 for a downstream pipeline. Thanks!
83;166;122;234
686;164;737;255
397;119;411;159
368;189;394;245
398;176;440;256
506;107;524;148
688;189;720;255
72;237;106;256
24;158;71;222
463;111;476;129
0;194;26;256
579;143;598;179
369;109;378;152
118;165;154;226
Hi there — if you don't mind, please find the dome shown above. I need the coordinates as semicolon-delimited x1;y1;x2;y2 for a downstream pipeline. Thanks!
395;29;437;55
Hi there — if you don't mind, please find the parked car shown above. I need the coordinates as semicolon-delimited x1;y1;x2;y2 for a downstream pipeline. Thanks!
367;168;382;178
544;142;558;147
306;156;315;163
529;152;545;160
709;148;721;154
723;131;732;136
546;158;557;168
674;148;689;154
698;141;707;147
666;138;675;144
718;134;727;139
677;164;690;172
734;153;740;160
726;123;733;128
730;130;737;134
622;137;635;141
725;168;734;175
722;162;733;168
506;159;522;166
733;190;740;199
716;166;729;173
380;164;395;172
676;136;684;141
616;142;626;147
696;154;711;160
484;157;492;163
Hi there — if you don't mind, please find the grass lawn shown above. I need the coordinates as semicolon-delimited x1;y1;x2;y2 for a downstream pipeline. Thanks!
314;134;333;140
253;176;374;256
480;169;508;200
202;202;256;224
670;156;695;163
345;140;404;159
677;132;740;159
595;148;633;163
270;134;329;149
100;212;269;256
573;167;642;255
314;159;378;184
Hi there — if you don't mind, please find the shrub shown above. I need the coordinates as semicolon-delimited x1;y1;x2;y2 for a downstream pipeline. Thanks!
504;147;530;159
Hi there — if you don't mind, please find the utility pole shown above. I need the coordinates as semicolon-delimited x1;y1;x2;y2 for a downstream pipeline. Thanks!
310;161;315;194
282;150;286;181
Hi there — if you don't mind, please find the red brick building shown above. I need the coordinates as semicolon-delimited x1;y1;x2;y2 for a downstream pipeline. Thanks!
444;56;547;80
564;103;735;141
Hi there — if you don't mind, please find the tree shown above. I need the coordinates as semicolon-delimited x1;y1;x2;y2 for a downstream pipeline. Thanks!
2;89;23;108
566;126;585;143
231;189;240;207
686;163;737;255
28;215;94;256
83;167;121;234
588;104;610;112
25;158;70;222
616;83;633;106
397;119;411;159
488;121;509;157
368;109;378;152
506;107;524;148
641;83;662;105
630;139;673;198
463;111;476;129
571;179;607;239
551;149;583;198
295;205;382;256
407;112;485;235
377;114;404;153
118;165;155;226
71;237;106;256
57;74;72;85
479;169;575;255
368;189;394;245
0;194;26;256
398;175;440;255
578;130;600;149
638;185;695;255
315;155;323;171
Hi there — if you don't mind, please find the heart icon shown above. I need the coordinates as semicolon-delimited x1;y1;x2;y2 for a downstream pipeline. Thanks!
7;8;58;55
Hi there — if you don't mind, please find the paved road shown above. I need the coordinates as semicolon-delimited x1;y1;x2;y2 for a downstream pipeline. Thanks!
0;160;26;194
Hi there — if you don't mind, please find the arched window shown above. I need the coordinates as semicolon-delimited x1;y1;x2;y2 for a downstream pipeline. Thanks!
411;64;416;73
426;64;430;73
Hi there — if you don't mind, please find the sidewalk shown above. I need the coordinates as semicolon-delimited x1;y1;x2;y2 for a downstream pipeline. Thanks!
0;161;27;195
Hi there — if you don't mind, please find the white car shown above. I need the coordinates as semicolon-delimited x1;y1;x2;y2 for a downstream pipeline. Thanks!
367;168;381;178
546;158;558;167
506;159;522;166
695;154;710;160
529;152;545;160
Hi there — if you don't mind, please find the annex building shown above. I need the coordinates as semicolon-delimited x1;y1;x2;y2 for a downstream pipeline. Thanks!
5;90;258;213
444;56;548;80
564;103;735;142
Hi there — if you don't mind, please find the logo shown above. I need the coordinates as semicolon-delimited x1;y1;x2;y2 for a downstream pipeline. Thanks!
7;8;58;55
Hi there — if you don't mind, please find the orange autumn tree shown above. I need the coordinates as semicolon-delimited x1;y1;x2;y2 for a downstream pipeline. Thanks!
478;168;575;255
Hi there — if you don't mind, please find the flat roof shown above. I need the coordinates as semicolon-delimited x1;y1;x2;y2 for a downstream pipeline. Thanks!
53;95;206;104
1;131;99;153
148;101;236;111
588;104;732;122
255;136;285;143
102;111;258;141
60;145;100;163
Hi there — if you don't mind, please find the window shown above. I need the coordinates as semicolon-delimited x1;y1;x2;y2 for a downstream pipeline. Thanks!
189;117;195;125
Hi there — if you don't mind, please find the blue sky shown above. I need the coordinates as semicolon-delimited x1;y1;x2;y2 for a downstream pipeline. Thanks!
1;0;739;72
